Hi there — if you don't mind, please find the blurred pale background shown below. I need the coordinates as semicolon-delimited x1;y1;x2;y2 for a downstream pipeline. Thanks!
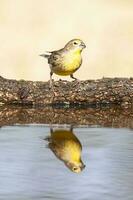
0;0;133;81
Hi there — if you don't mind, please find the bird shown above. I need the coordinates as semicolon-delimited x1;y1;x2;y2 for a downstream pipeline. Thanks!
45;127;85;173
40;39;86;89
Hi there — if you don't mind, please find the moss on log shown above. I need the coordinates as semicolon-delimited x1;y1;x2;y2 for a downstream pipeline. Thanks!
0;76;133;107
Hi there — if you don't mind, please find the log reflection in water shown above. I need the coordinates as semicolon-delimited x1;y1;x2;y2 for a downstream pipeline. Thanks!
0;105;133;128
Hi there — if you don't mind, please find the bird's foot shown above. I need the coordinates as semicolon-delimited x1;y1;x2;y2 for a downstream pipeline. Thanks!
70;74;79;82
71;77;80;83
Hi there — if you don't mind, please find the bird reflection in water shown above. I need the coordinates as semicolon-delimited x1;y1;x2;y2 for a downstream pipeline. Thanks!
45;127;85;173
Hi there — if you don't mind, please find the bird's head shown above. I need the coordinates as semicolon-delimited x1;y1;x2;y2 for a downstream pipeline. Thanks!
65;160;86;173
64;39;86;52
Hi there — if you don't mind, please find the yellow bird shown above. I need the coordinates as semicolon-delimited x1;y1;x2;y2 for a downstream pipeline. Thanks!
40;39;86;88
45;127;85;173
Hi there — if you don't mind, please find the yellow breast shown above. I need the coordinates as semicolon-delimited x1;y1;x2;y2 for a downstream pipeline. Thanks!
68;142;81;163
53;49;82;76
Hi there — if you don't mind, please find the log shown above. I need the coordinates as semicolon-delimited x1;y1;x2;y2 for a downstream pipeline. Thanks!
0;76;133;107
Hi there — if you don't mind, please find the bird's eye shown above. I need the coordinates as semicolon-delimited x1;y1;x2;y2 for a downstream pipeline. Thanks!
74;42;78;45
73;167;78;171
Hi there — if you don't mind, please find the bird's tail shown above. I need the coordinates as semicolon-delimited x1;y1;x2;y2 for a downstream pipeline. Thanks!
39;51;52;59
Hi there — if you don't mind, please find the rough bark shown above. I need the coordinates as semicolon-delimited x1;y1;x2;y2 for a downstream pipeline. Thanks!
0;76;133;107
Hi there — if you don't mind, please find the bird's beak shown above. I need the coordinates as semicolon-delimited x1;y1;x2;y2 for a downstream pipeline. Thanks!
81;163;86;170
80;42;86;48
39;54;45;57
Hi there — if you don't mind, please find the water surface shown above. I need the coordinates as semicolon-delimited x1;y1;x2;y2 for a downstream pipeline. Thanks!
0;125;133;200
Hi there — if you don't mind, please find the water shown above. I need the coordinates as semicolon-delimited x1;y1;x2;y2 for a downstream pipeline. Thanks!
0;125;133;200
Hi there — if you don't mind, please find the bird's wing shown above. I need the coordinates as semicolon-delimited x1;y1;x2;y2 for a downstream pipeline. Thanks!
48;50;63;65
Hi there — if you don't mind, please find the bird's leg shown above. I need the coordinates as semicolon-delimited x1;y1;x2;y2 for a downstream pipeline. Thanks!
49;71;58;99
70;74;77;80
50;127;54;134
49;71;54;90
70;125;73;132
